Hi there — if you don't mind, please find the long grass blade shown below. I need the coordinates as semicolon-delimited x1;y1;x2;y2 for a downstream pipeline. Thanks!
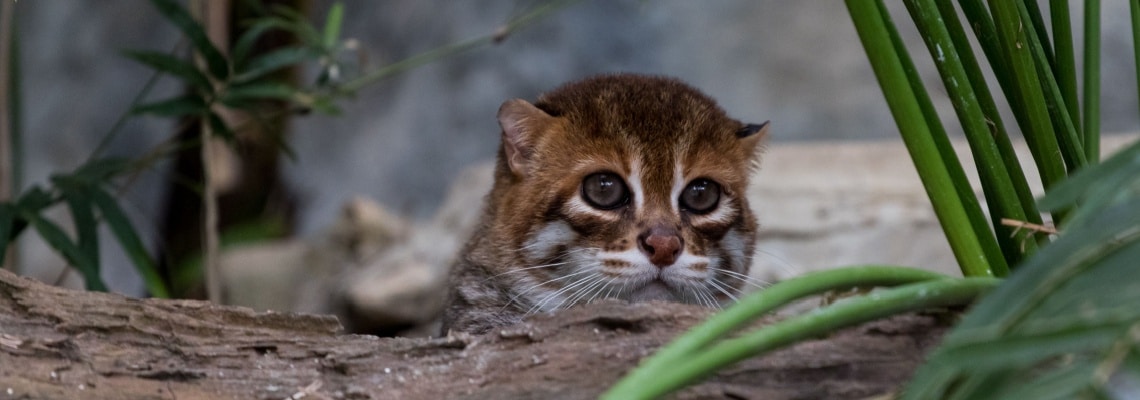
874;0;1006;276
987;1;1069;213
936;0;1043;230
609;277;1000;400
1050;0;1082;141
1017;2;1087;173
606;266;950;397
905;0;1037;264
1085;0;1102;164
1022;0;1055;70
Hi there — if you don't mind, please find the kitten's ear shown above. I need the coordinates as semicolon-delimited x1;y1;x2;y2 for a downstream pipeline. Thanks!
737;121;769;166
498;99;555;177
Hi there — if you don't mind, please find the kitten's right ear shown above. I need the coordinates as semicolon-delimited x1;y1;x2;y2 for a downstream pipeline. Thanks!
498;99;555;177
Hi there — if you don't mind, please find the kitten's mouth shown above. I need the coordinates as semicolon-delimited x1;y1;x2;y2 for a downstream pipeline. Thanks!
627;280;679;302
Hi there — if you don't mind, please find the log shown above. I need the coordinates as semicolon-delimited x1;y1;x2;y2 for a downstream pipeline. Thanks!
0;269;948;399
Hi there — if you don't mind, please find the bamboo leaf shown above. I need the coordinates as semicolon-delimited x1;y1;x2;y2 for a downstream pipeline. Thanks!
17;204;107;292
233;18;281;68
90;186;170;298
268;5;323;47
131;95;207;117
122;50;212;92
53;178;101;288
234;46;314;84
207;111;236;142
220;82;297;107
16;185;54;213
73;157;133;183
148;0;229;80
322;2;345;50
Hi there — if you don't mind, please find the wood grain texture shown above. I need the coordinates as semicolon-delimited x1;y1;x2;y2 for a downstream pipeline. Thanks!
0;269;948;399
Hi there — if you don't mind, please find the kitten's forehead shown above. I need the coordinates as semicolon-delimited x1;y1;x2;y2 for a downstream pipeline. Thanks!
535;74;736;143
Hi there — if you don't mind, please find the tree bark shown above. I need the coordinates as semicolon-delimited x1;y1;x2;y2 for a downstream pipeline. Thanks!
0;269;948;399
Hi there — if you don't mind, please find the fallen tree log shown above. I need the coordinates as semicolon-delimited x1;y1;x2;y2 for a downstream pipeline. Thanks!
0;269;948;399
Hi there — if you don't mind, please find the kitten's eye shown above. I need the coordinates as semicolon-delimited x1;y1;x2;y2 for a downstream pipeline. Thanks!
680;179;720;214
581;172;630;210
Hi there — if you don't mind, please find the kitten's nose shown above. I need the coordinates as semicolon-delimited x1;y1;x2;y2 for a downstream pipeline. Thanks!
637;226;683;267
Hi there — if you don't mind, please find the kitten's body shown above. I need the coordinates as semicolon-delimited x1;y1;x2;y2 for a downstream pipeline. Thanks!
442;74;767;334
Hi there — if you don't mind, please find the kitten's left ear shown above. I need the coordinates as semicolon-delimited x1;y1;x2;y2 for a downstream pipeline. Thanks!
498;99;556;177
736;121;769;160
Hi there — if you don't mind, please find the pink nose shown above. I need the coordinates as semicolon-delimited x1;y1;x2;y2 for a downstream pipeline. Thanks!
637;226;682;267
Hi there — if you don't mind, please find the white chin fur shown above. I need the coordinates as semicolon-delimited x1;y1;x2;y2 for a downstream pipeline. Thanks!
626;281;678;302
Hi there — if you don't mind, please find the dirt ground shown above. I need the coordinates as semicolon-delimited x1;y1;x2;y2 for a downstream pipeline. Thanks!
0;269;948;399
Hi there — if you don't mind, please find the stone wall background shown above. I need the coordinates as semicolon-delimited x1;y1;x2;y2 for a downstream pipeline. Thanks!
12;1;1140;295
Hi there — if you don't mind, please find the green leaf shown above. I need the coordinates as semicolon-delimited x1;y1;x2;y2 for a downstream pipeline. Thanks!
131;95;207;117
0;204;15;262
902;195;1140;398
17;204;107;292
234;46;314;83
220;82;297;107
207;112;236;142
268;5;323;47
232;18;281;68
308;95;342;115
322;2;345;50
73;157;133;183
53;178;101;287
89;186;170;298
1039;138;1140;212
17;185;56;212
123;50;212;91
148;0;229;80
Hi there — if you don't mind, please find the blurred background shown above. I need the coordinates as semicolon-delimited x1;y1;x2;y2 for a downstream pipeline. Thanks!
4;1;1139;333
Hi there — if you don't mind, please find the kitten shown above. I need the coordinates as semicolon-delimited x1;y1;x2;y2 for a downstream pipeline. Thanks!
441;74;768;334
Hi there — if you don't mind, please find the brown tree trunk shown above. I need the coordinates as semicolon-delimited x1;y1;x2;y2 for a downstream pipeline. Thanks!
0;269;947;400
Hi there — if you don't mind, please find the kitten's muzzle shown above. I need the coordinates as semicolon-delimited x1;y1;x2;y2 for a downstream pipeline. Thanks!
638;226;683;267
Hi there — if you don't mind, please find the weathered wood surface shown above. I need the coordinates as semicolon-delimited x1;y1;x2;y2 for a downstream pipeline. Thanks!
0;269;947;399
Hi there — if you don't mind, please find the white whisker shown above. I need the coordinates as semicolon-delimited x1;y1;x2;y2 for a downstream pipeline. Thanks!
711;267;771;289
707;277;740;303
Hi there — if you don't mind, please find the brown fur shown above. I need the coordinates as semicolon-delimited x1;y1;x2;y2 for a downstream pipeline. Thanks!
441;74;767;334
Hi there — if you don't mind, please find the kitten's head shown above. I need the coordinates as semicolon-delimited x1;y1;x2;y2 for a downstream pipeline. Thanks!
487;74;767;313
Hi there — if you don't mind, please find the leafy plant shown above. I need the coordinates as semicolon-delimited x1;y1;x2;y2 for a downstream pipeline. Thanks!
607;0;1139;398
0;0;582;297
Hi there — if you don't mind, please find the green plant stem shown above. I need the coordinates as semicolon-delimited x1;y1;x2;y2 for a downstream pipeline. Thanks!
877;0;1008;276
1022;0;1055;70
1051;0;1082;141
1018;1;1087;173
988;0;1069;204
606;265;949;398
336;0;583;95
1085;0;1102;164
846;0;998;277
936;1;1043;232
200;120;220;303
604;277;1002;400
904;0;1037;264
